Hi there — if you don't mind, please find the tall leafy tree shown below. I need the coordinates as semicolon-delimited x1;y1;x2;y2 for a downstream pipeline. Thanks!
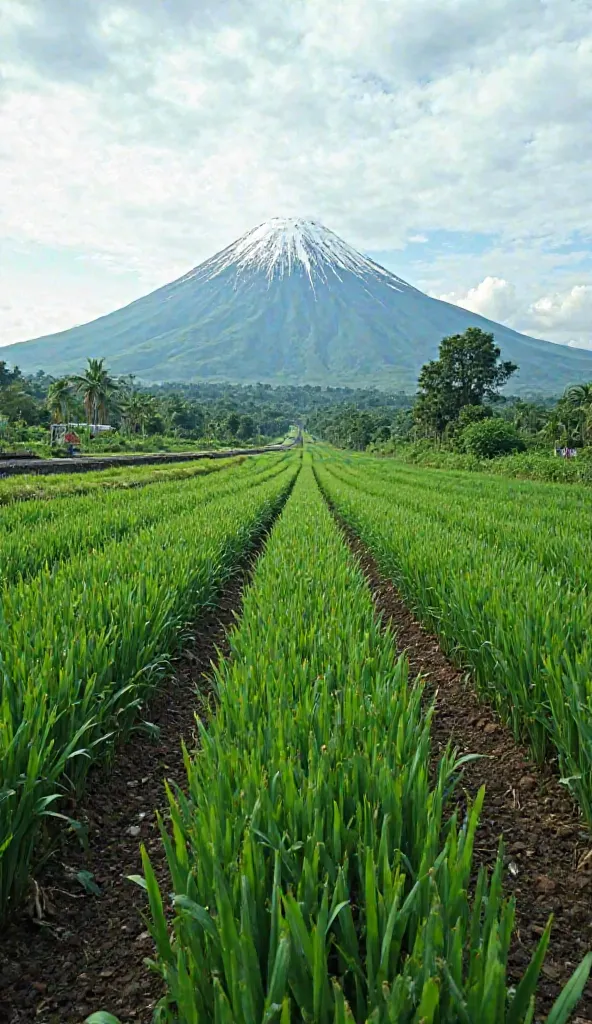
509;399;550;435
414;328;517;436
226;412;241;437
237;414;256;440
543;409;569;447
0;361;17;387
71;358;119;428
163;395;205;435
0;382;42;425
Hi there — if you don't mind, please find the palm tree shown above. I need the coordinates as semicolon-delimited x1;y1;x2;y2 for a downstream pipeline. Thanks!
47;377;73;423
543;410;568;448
135;394;154;438
71;358;119;429
563;383;592;446
511;400;549;435
119;391;153;437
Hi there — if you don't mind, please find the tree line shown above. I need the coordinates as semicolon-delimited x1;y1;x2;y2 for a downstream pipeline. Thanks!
0;359;287;445
2;331;591;457
309;328;592;457
0;359;407;449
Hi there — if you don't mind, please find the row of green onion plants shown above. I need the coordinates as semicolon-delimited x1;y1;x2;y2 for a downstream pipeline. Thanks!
317;453;592;590
93;462;591;1023
0;453;299;919
312;448;592;824
0;452;290;588
0;452;246;506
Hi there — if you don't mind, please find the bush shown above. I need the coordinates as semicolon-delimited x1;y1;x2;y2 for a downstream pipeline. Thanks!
460;418;526;459
456;404;494;428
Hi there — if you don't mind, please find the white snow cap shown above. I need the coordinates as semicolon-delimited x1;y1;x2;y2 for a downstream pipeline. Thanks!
199;217;409;288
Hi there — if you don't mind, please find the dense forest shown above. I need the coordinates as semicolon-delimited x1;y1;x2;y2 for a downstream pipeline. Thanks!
0;358;409;453
2;328;591;465
310;329;592;460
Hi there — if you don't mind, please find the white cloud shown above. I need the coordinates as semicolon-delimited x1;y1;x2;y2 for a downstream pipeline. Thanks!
439;277;519;323
437;276;592;350
0;265;144;346
526;285;592;349
528;285;592;333
566;338;592;351
1;0;592;345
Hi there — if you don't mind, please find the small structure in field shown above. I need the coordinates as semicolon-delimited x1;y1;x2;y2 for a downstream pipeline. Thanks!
50;423;114;446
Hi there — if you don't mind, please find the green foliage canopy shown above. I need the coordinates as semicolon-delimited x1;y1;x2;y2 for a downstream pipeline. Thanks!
415;328;518;436
460;417;527;459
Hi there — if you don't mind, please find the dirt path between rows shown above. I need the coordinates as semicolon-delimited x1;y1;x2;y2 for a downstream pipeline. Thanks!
0;542;268;1024
339;524;592;1022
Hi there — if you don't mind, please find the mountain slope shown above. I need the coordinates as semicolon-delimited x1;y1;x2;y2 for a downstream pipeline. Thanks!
5;218;592;393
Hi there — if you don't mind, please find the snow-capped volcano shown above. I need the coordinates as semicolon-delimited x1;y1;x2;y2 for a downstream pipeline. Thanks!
193;217;408;288
6;218;592;393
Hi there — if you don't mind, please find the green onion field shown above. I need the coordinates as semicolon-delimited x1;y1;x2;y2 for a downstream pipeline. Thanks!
2;445;592;1023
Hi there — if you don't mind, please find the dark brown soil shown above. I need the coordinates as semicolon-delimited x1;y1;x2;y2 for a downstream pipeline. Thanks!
340;525;592;1021
0;550;264;1024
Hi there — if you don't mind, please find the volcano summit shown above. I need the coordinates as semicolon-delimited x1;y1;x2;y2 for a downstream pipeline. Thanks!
6;218;592;393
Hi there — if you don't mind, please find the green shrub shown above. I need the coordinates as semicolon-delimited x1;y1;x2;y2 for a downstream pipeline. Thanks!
460;418;526;458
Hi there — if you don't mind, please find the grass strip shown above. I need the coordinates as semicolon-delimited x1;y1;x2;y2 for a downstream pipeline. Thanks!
317;452;592;589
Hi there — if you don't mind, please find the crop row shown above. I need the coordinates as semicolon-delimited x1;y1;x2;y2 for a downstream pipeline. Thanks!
96;464;590;1023
313;450;592;824
0;453;291;588
321;454;592;589
0;452;245;506
0;453;299;919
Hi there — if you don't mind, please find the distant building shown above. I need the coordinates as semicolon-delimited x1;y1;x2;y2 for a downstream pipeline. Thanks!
50;422;114;445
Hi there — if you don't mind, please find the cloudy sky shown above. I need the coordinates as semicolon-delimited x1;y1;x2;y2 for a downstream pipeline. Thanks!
2;0;592;351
